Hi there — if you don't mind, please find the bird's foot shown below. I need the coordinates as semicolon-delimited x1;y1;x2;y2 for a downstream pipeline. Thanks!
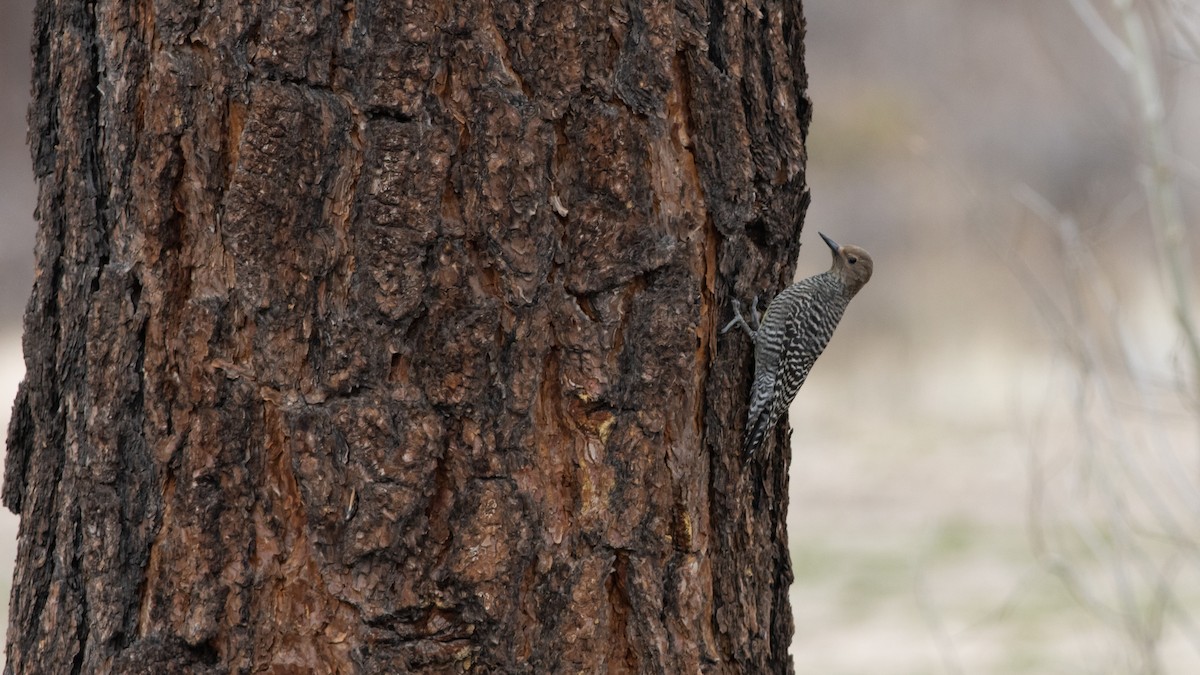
748;294;763;332
721;297;758;340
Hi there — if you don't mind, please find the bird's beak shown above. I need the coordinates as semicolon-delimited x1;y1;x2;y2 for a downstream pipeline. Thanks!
819;232;840;253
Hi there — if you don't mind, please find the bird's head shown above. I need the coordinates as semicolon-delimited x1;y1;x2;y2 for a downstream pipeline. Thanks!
820;232;873;293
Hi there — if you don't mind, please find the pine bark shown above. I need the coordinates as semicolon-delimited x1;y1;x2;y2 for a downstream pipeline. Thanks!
5;0;811;672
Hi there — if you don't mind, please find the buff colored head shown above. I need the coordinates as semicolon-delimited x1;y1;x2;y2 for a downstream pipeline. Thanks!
820;232;873;293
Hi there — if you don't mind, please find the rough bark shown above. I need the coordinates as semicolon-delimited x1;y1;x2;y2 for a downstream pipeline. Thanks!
5;0;810;672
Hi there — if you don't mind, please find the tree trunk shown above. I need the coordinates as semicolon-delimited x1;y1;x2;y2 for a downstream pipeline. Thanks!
5;0;810;671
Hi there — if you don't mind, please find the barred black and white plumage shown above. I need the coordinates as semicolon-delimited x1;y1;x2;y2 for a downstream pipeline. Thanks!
723;232;873;458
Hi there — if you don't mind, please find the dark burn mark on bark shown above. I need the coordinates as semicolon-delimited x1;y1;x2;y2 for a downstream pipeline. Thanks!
706;0;728;72
606;549;636;671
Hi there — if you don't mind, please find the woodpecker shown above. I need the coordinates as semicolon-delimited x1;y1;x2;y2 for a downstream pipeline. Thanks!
722;232;873;458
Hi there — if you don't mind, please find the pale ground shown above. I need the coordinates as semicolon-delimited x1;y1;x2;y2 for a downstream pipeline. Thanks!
785;263;1200;674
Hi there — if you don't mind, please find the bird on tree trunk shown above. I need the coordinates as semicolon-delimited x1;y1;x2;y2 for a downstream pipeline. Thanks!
723;232;874;458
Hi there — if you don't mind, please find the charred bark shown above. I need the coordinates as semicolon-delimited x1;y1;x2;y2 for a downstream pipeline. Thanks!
5;0;811;671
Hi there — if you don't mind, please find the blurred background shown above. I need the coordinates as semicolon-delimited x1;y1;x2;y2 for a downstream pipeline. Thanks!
0;0;37;668
793;1;1200;673
2;1;1200;673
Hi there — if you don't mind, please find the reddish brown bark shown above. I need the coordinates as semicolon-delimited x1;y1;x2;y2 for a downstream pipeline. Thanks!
5;0;810;672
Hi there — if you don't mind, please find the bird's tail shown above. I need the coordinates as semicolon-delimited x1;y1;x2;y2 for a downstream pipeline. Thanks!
743;408;776;460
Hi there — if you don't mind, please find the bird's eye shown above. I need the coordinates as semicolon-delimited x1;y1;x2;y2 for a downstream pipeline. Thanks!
848;256;857;264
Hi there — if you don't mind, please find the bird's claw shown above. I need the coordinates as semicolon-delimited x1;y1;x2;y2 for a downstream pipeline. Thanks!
721;297;758;340
748;294;763;332
719;299;743;335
